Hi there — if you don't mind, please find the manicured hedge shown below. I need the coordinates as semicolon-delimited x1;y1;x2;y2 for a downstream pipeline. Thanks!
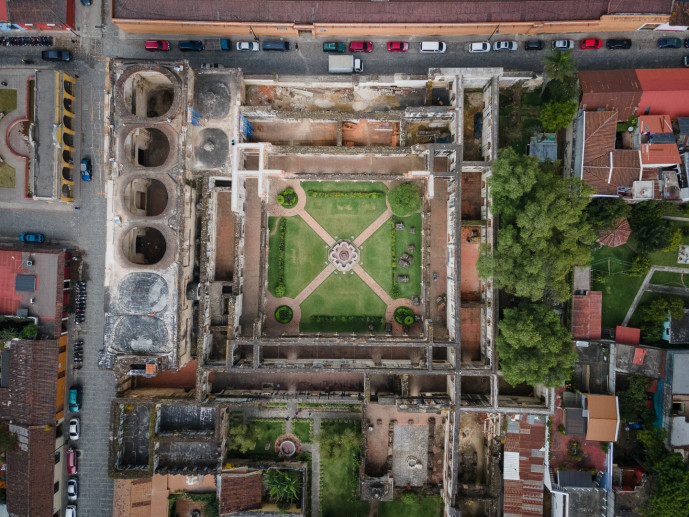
275;218;287;296
310;315;384;333
275;305;293;324
307;190;385;199
390;219;399;298
277;187;298;208
393;306;415;326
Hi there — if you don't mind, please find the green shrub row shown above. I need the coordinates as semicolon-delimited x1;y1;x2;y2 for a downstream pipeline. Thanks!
390;219;399;298
277;187;298;208
306;190;384;199
311;315;383;325
275;218;287;297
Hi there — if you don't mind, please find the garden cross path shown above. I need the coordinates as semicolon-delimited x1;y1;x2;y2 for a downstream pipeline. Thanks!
294;263;337;305
353;207;393;247
622;265;689;326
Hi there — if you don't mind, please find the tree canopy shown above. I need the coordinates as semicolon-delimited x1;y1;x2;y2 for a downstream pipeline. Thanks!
629;201;672;253
387;182;422;216
496;301;578;387
316;427;360;460
539;99;578;132
586;197;631;232
636;296;685;342
265;469;302;510
543;49;577;84
227;424;258;453
476;148;594;303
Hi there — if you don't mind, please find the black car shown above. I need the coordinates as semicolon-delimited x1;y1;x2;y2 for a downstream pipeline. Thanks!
80;0;92;5
179;40;203;51
658;38;682;49
685;38;689;48
606;39;631;50
41;50;71;62
524;40;544;51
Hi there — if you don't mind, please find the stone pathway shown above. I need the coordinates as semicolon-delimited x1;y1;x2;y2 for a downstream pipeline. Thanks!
352;264;393;305
622;265;689;326
354;207;392;246
300;210;336;247
294;263;336;305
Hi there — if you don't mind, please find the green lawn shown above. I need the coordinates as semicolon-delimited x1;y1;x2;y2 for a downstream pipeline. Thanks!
629;222;689;268
0;89;17;116
302;181;388;239
0;162;15;189
292;420;312;444
378;496;443;517
650;271;688;287
319;420;369;517
299;273;386;332
267;215;328;299
591;244;645;328
229;418;286;459
361;214;422;299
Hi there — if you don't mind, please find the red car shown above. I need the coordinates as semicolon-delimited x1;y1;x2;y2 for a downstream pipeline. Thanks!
349;41;373;53
67;447;77;475
387;41;408;52
580;38;602;49
145;40;170;51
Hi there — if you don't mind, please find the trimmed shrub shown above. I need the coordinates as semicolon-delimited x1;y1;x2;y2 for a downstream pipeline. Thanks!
394;306;414;325
273;218;287;296
277;188;298;208
388;182;421;216
307;190;384;199
275;305;293;324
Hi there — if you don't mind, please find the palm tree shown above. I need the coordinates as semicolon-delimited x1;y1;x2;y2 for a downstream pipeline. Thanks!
541;49;577;96
265;469;302;509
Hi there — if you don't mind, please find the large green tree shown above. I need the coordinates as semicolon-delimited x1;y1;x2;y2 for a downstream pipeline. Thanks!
636;296;685;342
387;182;422;216
539;99;578;132
265;469;302;509
227;424;258;453
629;201;672;253
477;148;595;303
543;49;577;83
586;197;631;232
316;427;360;460
496;302;578;387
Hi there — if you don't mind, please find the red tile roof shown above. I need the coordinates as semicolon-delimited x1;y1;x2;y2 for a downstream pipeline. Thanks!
572;292;602;340
616;326;641;345
7;0;68;25
503;416;546;517
598;218;631;247
219;471;262;514
579;71;642;121
640;143;681;166
112;0;672;24
639;114;673;134
6;425;56;517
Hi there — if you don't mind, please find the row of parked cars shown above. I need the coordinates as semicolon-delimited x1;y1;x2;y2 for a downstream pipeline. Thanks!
468;38;632;52
145;39;290;52
65;386;82;516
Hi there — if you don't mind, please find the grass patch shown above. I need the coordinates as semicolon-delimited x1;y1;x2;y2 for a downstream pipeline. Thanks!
0;162;15;189
319;420;369;517
640;223;689;268
267;215;327;299
650;271;688;287
591;244;645;328
228;418;286;460
361;214;422;299
0;89;17;116
299;403;361;410
292;420;312;444
302;181;388;239
378;495;443;517
299;273;386;333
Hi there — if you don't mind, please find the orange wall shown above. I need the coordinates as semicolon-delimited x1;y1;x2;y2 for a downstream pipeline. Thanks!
55;335;67;423
112;15;669;37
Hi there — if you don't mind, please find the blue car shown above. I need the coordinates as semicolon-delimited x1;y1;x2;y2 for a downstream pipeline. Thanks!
658;38;682;49
20;232;45;243
80;157;91;181
179;40;203;51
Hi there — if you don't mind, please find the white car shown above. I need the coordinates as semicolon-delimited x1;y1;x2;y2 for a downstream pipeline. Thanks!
65;504;77;517
552;40;574;50
67;478;78;502
468;41;490;53
236;41;259;51
493;41;517;52
69;418;80;440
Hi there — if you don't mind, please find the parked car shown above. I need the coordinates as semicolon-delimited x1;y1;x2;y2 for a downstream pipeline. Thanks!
66;447;77;475
349;41;373;53
493;40;517;52
606;38;632;50
580;38;602;49
41;50;71;62
65;506;77;517
20;232;44;243
179;40;203;51
468;41;490;53
524;40;544;50
322;42;345;53
685;38;689;48
262;41;290;51
419;41;446;53
236;41;259;51
387;41;408;52
552;40;574;50
81;0;92;5
684;56;689;67
69;418;80;440
144;40;170;51
80;158;91;182
658;38;682;49
67;478;78;502
69;386;82;413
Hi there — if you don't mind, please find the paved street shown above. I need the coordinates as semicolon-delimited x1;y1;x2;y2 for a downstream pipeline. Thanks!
0;0;688;514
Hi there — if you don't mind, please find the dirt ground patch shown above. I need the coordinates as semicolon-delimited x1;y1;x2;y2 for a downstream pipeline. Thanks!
463;91;484;161
458;413;486;485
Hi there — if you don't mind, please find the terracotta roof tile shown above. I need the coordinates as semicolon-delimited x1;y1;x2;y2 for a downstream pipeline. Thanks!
503;417;545;516
219;471;262;514
615;326;641;345
572;292;602;340
579;71;642;121
640;143;681;166
7;0;67;25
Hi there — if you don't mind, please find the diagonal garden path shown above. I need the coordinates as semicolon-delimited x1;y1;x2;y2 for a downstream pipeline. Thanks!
294;263;337;305
353;207;392;247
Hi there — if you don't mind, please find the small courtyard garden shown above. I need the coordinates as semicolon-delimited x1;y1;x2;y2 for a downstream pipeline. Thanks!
227;418;286;460
378;495;443;517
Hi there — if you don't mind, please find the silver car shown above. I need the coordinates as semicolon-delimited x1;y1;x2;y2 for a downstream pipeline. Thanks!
468;41;490;53
552;40;574;50
236;41;259;51
493;41;517;52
